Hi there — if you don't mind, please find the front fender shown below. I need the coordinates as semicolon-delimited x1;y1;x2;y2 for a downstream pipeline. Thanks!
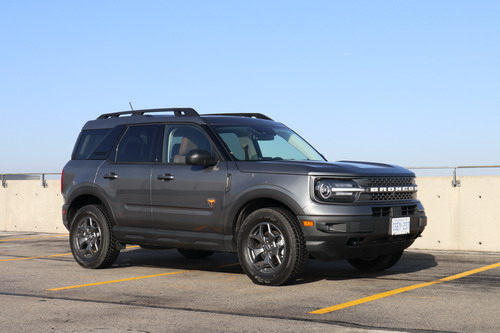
223;185;305;235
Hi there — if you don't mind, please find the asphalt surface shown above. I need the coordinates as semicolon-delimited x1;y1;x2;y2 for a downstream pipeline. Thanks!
0;232;499;333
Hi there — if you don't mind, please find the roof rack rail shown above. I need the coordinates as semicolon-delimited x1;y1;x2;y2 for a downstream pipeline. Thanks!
207;113;273;121
97;108;199;119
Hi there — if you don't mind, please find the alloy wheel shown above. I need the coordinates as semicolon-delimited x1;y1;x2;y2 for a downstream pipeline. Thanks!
246;222;286;273
74;217;102;257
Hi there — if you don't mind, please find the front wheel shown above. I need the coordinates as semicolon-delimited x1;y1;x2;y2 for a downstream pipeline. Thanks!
347;250;404;272
69;205;120;269
237;208;308;286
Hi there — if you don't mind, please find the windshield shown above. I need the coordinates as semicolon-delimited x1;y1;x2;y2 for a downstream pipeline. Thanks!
214;124;325;161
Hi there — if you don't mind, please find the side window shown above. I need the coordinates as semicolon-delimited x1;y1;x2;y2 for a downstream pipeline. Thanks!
73;129;110;160
88;126;125;160
162;125;212;164
115;125;160;163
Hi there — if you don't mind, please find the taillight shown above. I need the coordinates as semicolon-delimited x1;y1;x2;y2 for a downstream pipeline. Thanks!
61;169;64;194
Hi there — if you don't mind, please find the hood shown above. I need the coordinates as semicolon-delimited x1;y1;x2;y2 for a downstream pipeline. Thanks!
234;160;414;177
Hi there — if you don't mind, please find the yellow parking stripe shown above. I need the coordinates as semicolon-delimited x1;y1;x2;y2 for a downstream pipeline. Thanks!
48;271;189;291
49;258;240;291
0;245;139;263
310;262;500;314
0;253;72;262
0;234;68;242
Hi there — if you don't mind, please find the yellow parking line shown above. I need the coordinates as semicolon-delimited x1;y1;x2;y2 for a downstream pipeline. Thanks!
48;271;189;291
0;245;139;263
310;262;500;314
0;234;68;242
49;258;241;291
0;253;72;262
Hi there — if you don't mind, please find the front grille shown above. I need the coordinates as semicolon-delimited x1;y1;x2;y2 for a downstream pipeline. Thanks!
358;177;417;202
372;205;417;217
372;207;391;217
368;177;414;186
401;205;417;216
370;192;416;201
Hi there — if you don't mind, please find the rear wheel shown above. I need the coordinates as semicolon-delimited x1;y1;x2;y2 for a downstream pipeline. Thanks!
347;250;404;272
237;208;308;286
177;248;214;259
69;205;120;269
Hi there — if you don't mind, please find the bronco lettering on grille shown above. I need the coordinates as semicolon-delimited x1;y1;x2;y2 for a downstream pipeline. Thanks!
369;186;418;193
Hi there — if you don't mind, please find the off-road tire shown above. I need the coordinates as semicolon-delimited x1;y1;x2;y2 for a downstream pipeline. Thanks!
237;207;308;286
347;250;404;272
69;205;120;269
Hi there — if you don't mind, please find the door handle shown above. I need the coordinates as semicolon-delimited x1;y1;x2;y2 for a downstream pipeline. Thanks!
157;174;175;181
103;173;119;180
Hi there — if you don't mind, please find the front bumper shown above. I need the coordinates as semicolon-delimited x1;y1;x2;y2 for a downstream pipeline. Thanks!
297;213;427;261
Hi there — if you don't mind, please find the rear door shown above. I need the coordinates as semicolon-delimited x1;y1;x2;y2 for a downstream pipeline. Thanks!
95;124;161;228
151;124;227;234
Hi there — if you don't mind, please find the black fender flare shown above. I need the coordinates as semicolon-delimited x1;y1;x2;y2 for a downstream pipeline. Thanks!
224;185;305;236
66;183;117;226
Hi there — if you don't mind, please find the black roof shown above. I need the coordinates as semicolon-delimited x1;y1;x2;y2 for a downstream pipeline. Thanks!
81;108;277;130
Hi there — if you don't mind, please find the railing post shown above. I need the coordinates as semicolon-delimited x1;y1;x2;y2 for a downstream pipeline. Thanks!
452;168;461;187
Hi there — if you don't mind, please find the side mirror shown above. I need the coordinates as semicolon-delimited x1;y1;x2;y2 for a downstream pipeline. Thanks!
186;150;218;167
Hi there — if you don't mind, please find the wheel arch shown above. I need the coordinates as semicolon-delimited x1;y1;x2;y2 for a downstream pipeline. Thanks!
66;186;116;229
226;188;304;250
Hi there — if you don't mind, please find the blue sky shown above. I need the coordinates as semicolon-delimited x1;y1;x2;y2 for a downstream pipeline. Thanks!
1;1;499;173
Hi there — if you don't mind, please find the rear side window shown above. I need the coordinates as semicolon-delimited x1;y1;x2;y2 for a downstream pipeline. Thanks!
87;126;125;160
115;125;161;163
73;129;110;160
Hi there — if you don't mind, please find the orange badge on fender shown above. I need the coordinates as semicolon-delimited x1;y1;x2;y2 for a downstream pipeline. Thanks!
207;198;216;208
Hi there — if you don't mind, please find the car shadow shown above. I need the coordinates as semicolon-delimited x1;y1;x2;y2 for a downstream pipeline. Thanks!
112;248;438;286
295;251;438;285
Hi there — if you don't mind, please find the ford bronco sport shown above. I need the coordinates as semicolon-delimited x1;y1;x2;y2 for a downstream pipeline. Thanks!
62;108;427;285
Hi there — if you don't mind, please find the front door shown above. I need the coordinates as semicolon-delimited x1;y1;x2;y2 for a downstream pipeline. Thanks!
151;124;227;234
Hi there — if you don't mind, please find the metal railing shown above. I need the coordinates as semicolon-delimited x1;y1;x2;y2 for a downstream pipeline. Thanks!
2;166;500;189
407;165;500;187
1;173;61;188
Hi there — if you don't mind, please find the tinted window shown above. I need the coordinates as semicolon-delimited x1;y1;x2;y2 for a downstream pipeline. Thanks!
88;126;125;160
73;129;110;160
162;125;213;164
115;125;160;163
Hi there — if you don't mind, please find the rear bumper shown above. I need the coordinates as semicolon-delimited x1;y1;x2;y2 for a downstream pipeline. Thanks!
298;213;427;261
62;204;70;231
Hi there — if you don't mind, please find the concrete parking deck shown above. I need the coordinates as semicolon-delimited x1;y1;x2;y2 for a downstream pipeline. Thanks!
1;232;499;333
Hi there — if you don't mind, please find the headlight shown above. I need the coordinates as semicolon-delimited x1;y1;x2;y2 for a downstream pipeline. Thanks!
314;179;363;203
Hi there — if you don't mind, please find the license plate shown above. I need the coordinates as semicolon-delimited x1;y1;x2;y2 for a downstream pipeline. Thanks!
391;217;410;235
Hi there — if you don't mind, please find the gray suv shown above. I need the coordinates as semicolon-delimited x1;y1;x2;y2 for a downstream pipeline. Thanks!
62;108;427;285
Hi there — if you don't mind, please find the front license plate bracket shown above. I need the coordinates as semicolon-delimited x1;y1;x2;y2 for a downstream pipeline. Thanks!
391;217;410;235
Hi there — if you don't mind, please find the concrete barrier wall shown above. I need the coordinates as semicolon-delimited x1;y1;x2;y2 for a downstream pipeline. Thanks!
0;180;65;234
412;176;500;252
1;177;499;252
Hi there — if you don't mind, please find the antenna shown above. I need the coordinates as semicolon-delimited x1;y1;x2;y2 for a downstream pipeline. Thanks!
129;102;134;111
